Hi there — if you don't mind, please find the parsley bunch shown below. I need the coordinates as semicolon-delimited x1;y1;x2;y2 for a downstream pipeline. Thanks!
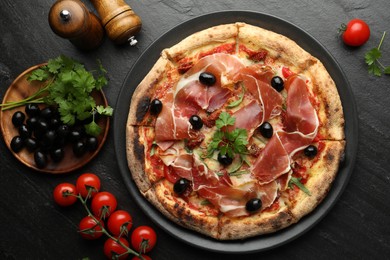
1;55;113;136
207;112;248;158
365;31;390;76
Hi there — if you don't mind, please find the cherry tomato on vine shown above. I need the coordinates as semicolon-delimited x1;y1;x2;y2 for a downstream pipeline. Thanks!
107;210;133;237
76;173;101;199
341;18;370;46
53;183;78;207
132;255;152;260
78;216;104;240
91;191;118;219
104;237;129;260
130;226;157;254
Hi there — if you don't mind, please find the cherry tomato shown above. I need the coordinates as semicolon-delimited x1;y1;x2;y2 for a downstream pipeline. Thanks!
341;18;370;46
107;210;133;237
130;226;157;254
104;237;129;260
132;255;152;260
53;183;78;207
91;191;118;219
78;216;104;240
76;173;101;199
282;67;294;79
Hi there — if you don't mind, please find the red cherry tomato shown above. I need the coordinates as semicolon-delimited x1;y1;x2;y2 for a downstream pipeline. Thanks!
53;183;78;207
78;216;104;240
104;237;129;260
91;191;118;219
107;210;133;237
282;67;294;79
341;19;370;46
130;226;157;254
76;173;101;199
132;255;152;260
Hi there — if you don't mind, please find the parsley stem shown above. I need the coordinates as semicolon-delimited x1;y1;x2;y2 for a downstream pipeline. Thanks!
378;31;387;50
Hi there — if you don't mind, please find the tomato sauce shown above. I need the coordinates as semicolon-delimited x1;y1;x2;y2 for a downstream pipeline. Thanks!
239;44;268;62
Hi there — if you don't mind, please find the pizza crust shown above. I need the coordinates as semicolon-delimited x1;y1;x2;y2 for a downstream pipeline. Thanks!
285;140;346;220
218;202;294;240
148;180;220;238
126;125;152;193
127;56;178;126
304;62;345;140
164;23;238;62
236;22;317;70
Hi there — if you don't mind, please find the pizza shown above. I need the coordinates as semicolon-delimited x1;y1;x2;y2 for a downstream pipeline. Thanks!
125;22;345;240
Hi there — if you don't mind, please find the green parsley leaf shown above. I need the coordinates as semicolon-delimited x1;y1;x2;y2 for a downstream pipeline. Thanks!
85;120;101;137
28;68;50;82
365;31;390;77
289;177;311;196
365;48;381;65
216;112;235;129
96;105;113;116
206;113;248;159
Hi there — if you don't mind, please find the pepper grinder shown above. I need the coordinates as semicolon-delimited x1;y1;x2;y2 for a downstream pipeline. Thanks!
89;0;142;45
48;0;104;51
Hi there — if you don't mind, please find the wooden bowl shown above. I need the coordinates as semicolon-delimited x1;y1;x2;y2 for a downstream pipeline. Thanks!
0;64;110;174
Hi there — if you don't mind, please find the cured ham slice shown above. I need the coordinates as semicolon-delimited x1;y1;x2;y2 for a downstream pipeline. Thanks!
251;75;319;185
159;142;193;180
251;134;291;184
231;100;262;137
174;53;245;113
235;66;283;125
284;75;319;136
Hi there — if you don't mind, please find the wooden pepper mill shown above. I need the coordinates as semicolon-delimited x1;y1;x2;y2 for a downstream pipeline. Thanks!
89;0;142;45
48;0;105;51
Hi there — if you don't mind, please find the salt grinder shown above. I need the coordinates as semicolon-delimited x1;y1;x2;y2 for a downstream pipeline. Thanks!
48;0;104;50
89;0;142;45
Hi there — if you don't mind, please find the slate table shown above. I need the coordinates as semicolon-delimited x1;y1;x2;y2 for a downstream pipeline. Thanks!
1;0;389;259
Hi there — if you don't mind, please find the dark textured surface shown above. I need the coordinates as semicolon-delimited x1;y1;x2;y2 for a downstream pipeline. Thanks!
0;0;389;259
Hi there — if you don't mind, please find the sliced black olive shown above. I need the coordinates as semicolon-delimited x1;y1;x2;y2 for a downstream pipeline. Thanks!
11;136;24;153
51;148;65;163
25;137;38;152
86;136;99;151
150;99;163;115
245;198;262;213
218;153;233;166
271;76;284;92
73;140;86;157
18;124;31;139
34;151;47;169
173;178;190;195
40;107;54;120
199;72;216;86
259;122;273;139
12;111;25;127
25;104;40;117
304;145;318;158
189;115;203;130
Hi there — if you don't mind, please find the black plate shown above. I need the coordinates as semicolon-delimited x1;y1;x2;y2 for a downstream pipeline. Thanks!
114;11;358;253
